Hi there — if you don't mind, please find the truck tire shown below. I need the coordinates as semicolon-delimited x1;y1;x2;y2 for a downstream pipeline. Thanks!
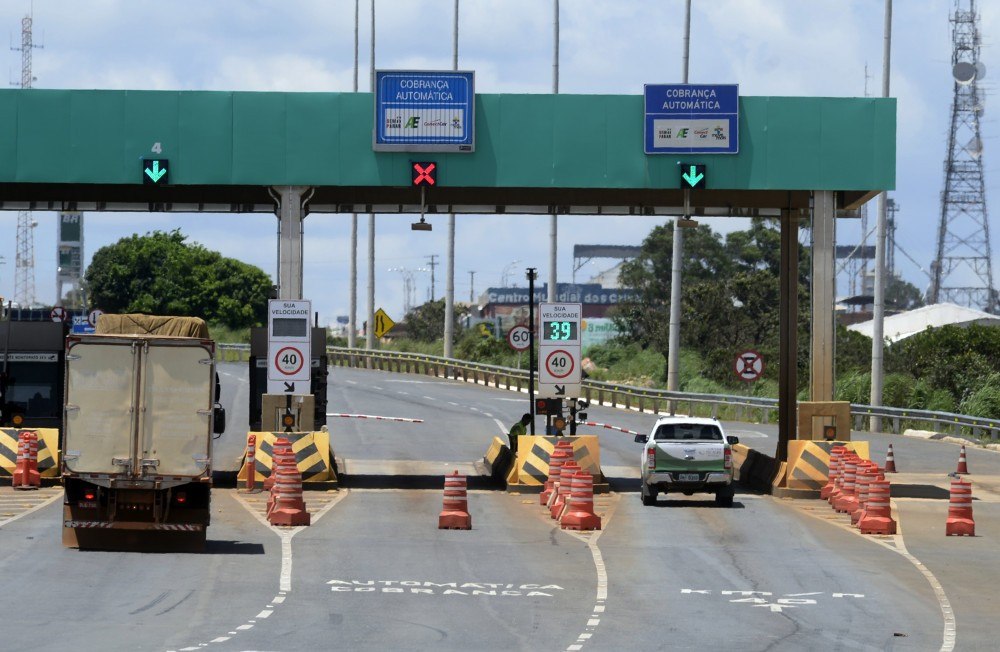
641;484;657;506
715;488;734;507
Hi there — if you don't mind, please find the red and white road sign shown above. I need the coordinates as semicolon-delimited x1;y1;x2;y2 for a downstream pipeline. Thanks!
88;308;104;328
544;349;575;379
506;325;531;351
734;349;765;382
50;306;67;322
274;345;306;376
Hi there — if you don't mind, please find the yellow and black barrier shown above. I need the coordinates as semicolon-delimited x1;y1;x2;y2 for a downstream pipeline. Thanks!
506;435;604;492
236;431;337;486
784;440;870;491
0;427;60;479
482;436;512;484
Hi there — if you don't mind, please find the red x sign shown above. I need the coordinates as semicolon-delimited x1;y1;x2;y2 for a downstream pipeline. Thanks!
412;161;437;186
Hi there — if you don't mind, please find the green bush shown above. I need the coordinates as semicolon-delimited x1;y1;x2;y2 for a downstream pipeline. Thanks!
883;373;915;408
958;373;1000;420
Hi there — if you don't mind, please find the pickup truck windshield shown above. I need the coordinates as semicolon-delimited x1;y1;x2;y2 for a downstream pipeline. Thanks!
653;424;723;441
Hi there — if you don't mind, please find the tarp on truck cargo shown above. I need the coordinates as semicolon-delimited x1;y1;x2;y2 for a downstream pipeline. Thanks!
96;314;210;339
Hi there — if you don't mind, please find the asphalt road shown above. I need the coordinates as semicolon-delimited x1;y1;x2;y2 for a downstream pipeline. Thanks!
2;362;998;650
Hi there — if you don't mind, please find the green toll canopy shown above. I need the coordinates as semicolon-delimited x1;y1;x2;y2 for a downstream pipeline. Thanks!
0;89;894;214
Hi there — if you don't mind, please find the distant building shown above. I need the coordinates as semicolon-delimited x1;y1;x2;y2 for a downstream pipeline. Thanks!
848;302;1000;344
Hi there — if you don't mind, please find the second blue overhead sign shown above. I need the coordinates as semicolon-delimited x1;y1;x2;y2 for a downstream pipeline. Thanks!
644;83;739;155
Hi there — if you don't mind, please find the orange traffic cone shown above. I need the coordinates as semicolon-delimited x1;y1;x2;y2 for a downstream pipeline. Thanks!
439;471;471;530
541;441;573;505
268;437;310;526
821;446;846;500
884;443;897;473
560;471;601;531
13;431;40;490
956;445;970;475
266;437;298;516
858;480;896;535
833;456;859;514
550;462;579;518
945;478;975;536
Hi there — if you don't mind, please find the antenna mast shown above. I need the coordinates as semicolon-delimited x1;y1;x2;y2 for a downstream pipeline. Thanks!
930;0;997;312
11;13;41;308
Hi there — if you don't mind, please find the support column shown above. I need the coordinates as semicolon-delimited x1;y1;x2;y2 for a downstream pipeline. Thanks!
810;191;836;401
778;209;800;463
273;186;311;300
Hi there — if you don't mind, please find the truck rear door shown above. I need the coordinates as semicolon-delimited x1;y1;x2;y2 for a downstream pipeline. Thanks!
64;340;138;475
137;340;213;477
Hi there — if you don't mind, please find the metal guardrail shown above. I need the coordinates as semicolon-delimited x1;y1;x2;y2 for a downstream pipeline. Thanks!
216;343;1000;442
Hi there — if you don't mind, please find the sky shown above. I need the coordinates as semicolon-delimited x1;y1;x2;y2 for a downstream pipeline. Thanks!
0;0;998;326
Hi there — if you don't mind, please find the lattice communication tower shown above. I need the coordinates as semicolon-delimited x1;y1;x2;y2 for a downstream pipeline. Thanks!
11;14;40;307
930;0;998;312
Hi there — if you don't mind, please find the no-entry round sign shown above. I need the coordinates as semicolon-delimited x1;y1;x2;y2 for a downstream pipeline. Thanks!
544;349;575;379
274;345;305;376
50;306;67;322
734;349;765;382
507;325;531;351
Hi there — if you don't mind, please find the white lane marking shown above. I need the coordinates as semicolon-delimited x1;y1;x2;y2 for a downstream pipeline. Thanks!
493;419;509;436
448;401;459;406
372;386;383;390
485;412;494;418
345;380;357;384
255;610;273;619
272;596;286;604
795;500;955;652
209;637;230;643
384;379;433;384
236;624;253;631
0;490;62;529
423;396;437;401
562;496;619;651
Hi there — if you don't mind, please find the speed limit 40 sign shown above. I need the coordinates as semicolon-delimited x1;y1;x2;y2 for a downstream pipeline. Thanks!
537;302;582;398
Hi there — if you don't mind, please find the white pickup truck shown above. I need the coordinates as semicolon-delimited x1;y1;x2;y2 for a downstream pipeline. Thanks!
635;416;739;507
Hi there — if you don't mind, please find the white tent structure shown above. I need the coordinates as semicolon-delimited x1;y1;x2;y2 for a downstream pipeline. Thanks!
849;302;1000;344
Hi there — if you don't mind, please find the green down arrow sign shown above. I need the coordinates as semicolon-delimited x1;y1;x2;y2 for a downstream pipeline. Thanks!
680;164;706;189
142;159;169;185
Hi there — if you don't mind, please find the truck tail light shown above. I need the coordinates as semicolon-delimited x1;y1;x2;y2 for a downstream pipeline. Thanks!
647;447;655;470
724;447;732;470
175;492;187;504
83;490;96;501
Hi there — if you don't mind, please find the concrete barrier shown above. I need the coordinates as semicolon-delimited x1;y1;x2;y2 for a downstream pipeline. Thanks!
507;435;607;493
0;427;60;480
236;431;337;487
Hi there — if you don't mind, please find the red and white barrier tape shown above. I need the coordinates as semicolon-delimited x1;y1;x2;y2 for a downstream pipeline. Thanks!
326;413;424;423
578;421;640;436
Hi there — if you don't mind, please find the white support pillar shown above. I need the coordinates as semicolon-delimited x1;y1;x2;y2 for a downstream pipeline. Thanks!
273;185;311;300
811;190;836;402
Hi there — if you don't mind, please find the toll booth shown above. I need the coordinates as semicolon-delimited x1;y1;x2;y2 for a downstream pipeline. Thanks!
248;326;328;432
0;320;67;431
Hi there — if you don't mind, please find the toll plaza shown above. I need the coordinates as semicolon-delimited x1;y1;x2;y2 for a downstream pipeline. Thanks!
0;85;895;473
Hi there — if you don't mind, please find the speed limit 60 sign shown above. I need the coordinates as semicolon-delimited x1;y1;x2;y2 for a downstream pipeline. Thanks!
507;325;531;351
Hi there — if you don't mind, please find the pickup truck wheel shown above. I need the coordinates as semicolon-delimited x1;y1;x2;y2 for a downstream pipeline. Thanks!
715;491;734;507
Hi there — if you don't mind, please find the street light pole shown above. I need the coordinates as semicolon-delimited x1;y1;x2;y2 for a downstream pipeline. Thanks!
444;0;459;358
870;0;893;432
666;0;692;394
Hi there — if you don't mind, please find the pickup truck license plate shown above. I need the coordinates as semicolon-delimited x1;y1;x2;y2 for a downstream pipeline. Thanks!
678;473;700;482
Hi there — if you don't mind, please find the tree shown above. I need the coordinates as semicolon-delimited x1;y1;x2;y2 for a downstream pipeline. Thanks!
403;299;464;342
613;217;810;387
885;275;925;311
85;230;272;329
